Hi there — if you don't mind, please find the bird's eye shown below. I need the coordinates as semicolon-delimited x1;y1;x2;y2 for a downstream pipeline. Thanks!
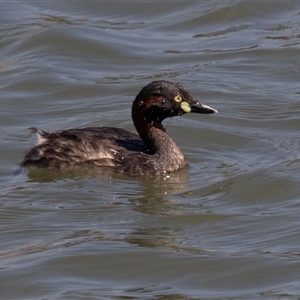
174;95;182;102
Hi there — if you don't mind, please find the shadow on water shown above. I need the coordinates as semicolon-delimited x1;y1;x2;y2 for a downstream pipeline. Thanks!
24;164;189;193
1;160;235;214
22;164;233;213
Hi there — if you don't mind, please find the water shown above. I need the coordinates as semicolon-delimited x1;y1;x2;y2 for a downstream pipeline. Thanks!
1;1;300;299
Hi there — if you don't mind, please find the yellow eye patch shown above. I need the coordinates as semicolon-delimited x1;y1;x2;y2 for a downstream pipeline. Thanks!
181;101;191;113
174;95;182;102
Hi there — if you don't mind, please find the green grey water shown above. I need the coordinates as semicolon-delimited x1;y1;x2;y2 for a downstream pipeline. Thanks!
1;1;300;299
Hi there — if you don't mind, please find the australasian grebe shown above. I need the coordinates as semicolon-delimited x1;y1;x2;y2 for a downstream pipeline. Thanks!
22;80;217;176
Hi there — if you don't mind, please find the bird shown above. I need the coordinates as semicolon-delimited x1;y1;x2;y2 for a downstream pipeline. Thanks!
21;80;217;176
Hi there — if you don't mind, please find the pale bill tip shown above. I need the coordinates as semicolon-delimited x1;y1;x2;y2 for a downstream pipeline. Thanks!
202;104;218;114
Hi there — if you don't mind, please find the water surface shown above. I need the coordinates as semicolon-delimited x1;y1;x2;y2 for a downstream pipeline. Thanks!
1;1;300;299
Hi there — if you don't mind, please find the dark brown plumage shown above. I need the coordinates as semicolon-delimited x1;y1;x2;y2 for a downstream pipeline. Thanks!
22;80;217;176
